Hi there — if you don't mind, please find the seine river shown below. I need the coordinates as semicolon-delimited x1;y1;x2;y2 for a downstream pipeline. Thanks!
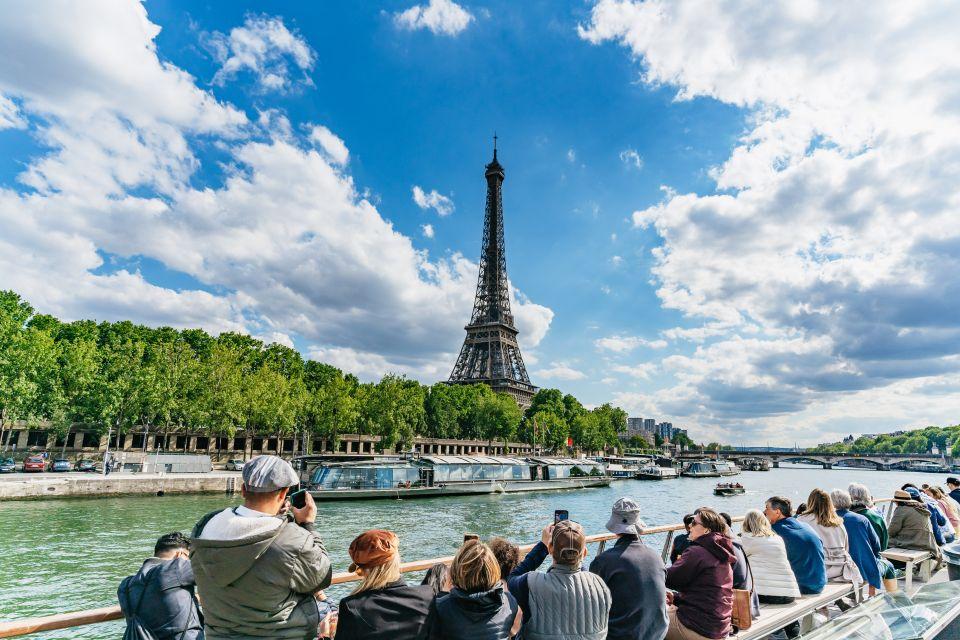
0;465;945;638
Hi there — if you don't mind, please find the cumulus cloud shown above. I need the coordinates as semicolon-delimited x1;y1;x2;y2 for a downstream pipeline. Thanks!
566;148;576;162
209;15;315;92
0;95;25;129
610;362;657;380
535;363;588;381
395;0;474;36
412;185;455;216
581;0;960;442
308;124;349;166
0;1;553;385
421;223;435;238
595;335;668;353
619;148;643;170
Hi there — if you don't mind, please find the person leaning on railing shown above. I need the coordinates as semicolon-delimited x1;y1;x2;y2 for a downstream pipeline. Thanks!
507;520;612;640
189;455;333;640
335;529;434;640
423;539;520;640
664;508;735;640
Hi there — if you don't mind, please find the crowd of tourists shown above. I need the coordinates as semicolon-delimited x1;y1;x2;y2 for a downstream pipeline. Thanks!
116;455;960;640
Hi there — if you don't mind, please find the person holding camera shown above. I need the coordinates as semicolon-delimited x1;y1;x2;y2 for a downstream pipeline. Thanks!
190;455;332;640
508;519;611;640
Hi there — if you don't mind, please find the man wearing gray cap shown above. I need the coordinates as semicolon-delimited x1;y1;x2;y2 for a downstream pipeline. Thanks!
190;455;332;640
589;497;668;640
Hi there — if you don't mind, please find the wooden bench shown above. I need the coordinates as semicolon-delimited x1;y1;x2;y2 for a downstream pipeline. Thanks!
881;547;933;593
737;582;855;640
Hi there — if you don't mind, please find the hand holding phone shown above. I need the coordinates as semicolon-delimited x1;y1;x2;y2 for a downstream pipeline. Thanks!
554;509;569;525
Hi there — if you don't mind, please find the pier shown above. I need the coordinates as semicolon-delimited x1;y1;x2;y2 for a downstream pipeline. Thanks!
0;471;241;501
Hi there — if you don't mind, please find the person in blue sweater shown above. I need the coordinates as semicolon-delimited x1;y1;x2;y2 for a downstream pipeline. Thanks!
831;489;882;596
947;478;960;507
764;496;827;594
903;485;948;545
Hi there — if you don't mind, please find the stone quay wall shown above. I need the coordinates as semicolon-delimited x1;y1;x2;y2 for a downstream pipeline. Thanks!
0;471;241;501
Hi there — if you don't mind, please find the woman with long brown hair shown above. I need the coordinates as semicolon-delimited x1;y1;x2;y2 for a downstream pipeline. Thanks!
797;489;862;586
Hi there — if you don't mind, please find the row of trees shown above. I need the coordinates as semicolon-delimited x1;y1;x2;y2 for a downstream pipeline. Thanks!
0;291;630;454
812;425;960;457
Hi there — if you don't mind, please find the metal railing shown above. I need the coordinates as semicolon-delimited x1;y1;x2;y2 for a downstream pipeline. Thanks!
0;499;895;638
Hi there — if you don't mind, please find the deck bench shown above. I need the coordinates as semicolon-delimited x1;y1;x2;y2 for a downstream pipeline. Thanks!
736;582;855;640
881;547;933;592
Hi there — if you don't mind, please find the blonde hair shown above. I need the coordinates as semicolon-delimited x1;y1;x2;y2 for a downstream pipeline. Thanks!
806;488;843;527
352;553;401;595
451;540;500;593
741;509;774;537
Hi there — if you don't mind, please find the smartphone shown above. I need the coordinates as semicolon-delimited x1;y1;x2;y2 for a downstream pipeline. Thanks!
463;533;480;543
554;509;569;524
289;488;308;509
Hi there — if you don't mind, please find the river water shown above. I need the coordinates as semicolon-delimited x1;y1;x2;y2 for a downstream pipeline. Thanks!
0;465;946;638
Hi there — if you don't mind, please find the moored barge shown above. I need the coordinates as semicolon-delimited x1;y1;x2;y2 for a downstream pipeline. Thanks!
296;455;610;500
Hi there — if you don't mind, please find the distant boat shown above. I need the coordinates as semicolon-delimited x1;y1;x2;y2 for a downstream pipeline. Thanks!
594;455;646;479
635;465;678;480
682;460;741;478
904;460;949;474
296;455;610;501
714;482;745;496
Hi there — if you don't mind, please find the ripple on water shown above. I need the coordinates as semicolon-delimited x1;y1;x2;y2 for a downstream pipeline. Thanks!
0;466;939;639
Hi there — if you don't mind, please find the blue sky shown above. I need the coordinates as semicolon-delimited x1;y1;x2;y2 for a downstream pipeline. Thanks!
1;0;959;445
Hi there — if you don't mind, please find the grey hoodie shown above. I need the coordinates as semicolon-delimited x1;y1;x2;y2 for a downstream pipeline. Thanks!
190;508;332;640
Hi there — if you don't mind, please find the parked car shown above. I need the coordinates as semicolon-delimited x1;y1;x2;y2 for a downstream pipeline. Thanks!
225;459;245;471
75;459;97;472
0;458;16;473
50;458;72;472
22;456;46;472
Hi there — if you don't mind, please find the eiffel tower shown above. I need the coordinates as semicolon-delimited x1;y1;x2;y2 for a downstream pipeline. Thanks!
448;137;537;408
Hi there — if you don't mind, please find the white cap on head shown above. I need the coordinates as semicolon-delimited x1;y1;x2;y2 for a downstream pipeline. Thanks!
241;455;299;493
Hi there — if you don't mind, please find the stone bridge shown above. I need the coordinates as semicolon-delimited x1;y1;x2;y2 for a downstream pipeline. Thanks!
677;450;953;471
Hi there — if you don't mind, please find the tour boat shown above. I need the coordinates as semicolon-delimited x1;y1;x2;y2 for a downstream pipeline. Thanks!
681;460;741;478
594;455;646;479
714;482;745;496
296;455;610;500
635;464;679;480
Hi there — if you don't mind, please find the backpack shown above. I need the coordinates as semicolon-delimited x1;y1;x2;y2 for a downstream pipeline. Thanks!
121;573;160;640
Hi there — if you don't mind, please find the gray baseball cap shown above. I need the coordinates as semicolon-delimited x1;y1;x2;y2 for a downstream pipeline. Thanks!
606;497;645;535
241;455;299;493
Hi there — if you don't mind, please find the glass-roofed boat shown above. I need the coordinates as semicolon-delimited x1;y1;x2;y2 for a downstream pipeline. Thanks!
295;455;609;500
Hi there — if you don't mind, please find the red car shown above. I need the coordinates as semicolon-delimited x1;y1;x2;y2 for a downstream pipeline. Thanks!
22;456;46;472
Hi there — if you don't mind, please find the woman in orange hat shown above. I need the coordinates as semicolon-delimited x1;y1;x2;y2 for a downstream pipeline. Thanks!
335;530;435;640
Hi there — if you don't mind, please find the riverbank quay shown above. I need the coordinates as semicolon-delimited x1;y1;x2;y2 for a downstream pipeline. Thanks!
0;471;241;501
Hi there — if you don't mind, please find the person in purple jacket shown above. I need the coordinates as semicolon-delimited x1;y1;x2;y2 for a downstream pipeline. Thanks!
665;508;735;640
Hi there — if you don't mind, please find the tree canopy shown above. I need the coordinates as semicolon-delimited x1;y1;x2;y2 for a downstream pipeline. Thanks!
0;291;633;454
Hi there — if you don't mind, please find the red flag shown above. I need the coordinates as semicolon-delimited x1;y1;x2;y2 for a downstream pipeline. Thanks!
567;437;573;447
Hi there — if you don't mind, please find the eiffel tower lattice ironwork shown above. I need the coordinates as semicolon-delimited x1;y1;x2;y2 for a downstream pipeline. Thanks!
448;138;537;407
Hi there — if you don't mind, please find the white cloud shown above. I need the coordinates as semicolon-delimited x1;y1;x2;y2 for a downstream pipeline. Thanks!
412;185;455;216
536;363;588;381
619;148;643;170
308;124;349;166
600;285;612;295
611;362;657;380
610;255;623;266
209;15;315;92
566;148;576;162
581;0;960;443
395;0;474;36
595;335;668;353
601;376;618;385
0;95;25;129
421;223;435;238
0;1;553;386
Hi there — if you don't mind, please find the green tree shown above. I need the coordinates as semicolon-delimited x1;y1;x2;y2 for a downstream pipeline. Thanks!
474;392;522;448
307;369;358;449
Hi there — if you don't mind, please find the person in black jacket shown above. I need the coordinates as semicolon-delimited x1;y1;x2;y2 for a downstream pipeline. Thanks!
336;530;434;640
590;497;668;640
118;532;203;640
426;540;520;640
669;515;695;563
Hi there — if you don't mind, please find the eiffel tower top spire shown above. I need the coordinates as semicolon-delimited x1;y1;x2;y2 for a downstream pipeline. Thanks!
447;141;537;408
